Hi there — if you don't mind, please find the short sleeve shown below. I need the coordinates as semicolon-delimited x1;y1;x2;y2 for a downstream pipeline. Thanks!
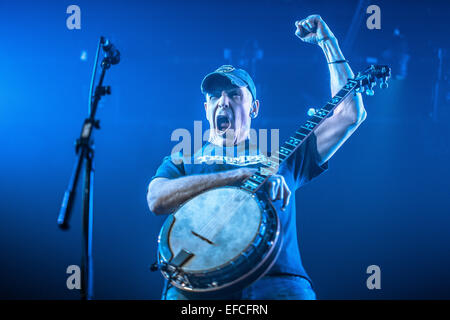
151;154;186;181
285;133;328;189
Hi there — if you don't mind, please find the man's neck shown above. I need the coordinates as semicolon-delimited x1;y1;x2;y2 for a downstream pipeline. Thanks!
208;133;249;147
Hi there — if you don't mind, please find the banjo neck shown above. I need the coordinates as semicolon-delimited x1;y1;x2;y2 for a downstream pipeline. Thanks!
240;63;392;194
240;78;359;194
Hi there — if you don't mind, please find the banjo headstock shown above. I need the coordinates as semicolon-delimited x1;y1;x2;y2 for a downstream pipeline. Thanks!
354;65;392;96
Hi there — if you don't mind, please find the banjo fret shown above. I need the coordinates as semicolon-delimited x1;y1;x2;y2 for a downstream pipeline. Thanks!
249;174;266;184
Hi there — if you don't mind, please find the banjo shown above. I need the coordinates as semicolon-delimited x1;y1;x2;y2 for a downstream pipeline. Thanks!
153;65;391;296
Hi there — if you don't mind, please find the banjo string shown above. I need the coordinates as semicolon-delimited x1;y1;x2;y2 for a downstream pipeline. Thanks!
199;188;245;240
202;164;275;239
203;189;251;241
198;144;268;239
199;188;242;239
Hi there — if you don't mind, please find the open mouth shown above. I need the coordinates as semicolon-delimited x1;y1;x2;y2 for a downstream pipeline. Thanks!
215;112;232;134
216;115;231;131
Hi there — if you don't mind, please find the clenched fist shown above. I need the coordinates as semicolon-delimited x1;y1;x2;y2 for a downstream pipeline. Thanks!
295;15;336;45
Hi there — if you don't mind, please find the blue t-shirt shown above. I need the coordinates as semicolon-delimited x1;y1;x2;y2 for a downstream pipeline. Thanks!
151;134;328;281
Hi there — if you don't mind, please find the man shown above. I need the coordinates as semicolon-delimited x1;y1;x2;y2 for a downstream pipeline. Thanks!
147;15;366;300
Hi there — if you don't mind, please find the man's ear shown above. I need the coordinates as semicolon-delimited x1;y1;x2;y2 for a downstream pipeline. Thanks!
252;100;260;117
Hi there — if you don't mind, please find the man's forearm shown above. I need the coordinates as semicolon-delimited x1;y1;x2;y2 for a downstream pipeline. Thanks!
319;38;366;123
147;168;254;215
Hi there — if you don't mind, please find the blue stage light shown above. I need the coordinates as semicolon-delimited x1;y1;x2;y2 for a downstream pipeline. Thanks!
80;50;87;61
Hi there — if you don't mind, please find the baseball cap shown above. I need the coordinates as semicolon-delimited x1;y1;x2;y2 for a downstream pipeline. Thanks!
201;65;257;101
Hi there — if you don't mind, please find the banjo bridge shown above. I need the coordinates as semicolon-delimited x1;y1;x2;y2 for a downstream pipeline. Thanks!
191;231;215;245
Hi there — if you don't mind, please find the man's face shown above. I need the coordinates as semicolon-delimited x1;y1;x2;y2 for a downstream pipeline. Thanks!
204;85;258;145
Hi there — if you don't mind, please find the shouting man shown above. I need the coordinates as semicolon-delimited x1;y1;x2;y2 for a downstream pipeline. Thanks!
147;15;366;300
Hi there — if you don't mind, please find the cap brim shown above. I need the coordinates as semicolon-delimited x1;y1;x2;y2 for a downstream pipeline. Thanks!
201;72;248;94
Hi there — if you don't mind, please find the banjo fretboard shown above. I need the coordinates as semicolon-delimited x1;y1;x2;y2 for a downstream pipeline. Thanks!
241;79;359;194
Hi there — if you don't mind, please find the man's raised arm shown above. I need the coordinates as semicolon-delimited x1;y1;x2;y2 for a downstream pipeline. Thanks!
296;15;367;166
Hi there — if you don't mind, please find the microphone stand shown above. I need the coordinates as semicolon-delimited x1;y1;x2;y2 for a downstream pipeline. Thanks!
57;36;116;300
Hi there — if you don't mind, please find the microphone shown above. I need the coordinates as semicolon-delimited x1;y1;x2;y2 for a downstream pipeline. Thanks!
101;38;120;65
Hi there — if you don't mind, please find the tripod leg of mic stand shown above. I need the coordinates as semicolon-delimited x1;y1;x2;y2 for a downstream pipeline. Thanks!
81;149;95;300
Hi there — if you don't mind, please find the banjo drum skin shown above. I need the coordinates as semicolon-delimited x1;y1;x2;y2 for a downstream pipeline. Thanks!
157;186;282;296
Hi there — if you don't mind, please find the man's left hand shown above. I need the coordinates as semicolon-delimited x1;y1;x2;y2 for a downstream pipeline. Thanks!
264;174;291;211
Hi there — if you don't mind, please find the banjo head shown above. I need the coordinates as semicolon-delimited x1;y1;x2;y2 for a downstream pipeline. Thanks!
168;187;262;272
157;186;281;294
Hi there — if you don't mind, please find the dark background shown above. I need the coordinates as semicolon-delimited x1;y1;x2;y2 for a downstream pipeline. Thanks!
0;0;449;299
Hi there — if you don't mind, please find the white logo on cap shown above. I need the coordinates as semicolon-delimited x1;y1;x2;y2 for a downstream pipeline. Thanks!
218;65;235;73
